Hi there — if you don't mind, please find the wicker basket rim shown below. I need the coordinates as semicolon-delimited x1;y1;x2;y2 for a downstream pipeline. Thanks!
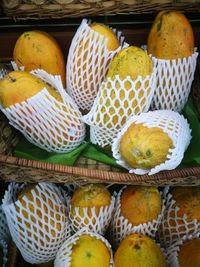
1;153;200;184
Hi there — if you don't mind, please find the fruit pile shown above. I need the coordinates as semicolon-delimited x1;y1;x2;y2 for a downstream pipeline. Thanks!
1;182;200;266
0;10;198;175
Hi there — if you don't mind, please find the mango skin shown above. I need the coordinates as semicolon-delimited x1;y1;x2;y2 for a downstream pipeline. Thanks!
178;239;200;267
90;23;120;51
147;11;194;59
70;234;110;267
13;31;66;87
120;186;161;225
120;123;173;170
114;233;167;267
107;46;153;80
0;70;62;108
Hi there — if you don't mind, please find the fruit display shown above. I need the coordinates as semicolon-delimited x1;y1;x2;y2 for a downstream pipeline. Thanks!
178;238;200;267
112;110;191;175
54;230;113;267
2;183;71;264
114;233;167;267
13;31;66;87
111;186;163;247
0;69;86;153
69;184;115;234
148;10;198;112
83;46;155;148
66;19;122;112
0;239;7;267
159;186;200;246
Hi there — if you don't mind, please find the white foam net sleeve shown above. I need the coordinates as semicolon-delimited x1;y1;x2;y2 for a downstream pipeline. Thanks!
110;186;165;248
69;195;115;235
166;233;200;267
0;69;86;153
150;50;198;113
83;71;156;148
66;18;127;112
0;239;8;267
2;182;71;264
158;187;200;248
112;110;191;175
54;228;114;267
0;204;10;243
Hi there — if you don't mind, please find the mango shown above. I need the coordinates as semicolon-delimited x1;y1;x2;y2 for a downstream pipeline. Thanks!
178;238;200;267
120;123;173;170
147;11;194;59
114;233;167;267
13;31;66;87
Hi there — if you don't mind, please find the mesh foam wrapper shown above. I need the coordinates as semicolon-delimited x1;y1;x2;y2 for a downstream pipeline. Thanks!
2;182;71;264
83;71;156;148
150;50;198;113
110;186;165;248
0;239;7;267
66;18;127;112
158;186;200;248
54;228;114;267
0;204;10;243
112;110;191;175
166;233;200;267
69;195;115;235
0;69;86;153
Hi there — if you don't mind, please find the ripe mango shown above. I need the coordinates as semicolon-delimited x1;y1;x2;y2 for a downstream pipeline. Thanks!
13;31;66;87
178;238;200;267
120;123;173;170
147;11;194;59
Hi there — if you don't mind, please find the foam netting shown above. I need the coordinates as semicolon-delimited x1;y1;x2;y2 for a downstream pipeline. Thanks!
0;68;86;153
166;233;200;267
69;195;115;235
150;50;198;113
0;204;10;243
110;186;165;248
158;187;200;248
112;110;191;175
54;228;114;267
2;182;71;264
0;239;8;267
66;18;127;112
0;66;9;80
83;71;156;148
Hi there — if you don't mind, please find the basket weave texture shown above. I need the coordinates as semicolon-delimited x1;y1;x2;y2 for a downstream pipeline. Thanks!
2;0;200;20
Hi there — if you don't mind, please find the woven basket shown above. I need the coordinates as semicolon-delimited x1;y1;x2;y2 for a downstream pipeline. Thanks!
2;0;200;20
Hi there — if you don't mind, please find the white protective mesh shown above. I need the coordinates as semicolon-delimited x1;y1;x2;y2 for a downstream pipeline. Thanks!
0;69;86;153
69;195;115;235
110;186;165;248
112;110;191;175
166;233;200;267
2;183;71;264
54;228;114;267
66;18;127;112
0;66;9;80
0;239;8;267
0;204;10;243
83;71;156;148
150;50;198;112
158;187;200;248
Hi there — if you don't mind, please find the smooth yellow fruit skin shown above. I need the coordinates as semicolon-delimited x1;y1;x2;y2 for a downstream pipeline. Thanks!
0;70;62;108
13;31;66;87
70;234;110;267
178;239;200;267
147;11;194;59
71;184;111;227
120;123;173;169
90;23;120;51
114;234;167;267
120;186;161;225
107;46;153;80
